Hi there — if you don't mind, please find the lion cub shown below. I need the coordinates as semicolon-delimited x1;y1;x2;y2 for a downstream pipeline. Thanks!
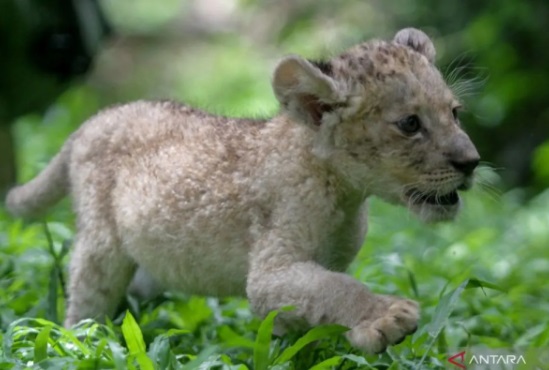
6;28;479;354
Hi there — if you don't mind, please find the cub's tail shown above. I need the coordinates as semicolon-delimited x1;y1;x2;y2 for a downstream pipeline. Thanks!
5;140;72;218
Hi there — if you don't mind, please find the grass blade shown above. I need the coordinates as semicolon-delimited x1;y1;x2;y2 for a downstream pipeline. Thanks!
308;355;342;370
253;310;278;370
415;279;469;369
274;324;348;364
34;325;52;363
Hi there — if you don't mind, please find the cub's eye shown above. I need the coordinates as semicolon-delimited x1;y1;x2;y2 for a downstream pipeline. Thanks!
396;115;421;135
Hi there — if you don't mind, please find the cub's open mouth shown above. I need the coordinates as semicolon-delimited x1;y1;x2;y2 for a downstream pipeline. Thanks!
406;189;459;206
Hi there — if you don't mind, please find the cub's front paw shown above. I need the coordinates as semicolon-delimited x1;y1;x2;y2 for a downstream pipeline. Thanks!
346;299;419;354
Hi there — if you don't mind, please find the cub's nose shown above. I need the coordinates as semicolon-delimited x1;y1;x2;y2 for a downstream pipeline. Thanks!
447;133;480;176
450;157;480;176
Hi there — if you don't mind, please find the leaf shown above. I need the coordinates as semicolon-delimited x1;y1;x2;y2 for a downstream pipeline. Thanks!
466;278;505;293
515;323;549;347
425;279;469;339
407;269;419;298
274;324;349;364
34;325;52;363
108;340;128;370
415;279;469;369
253;310;278;370
218;325;255;349
180;346;219;370
163;329;190;337
148;335;171;369
342;354;375;368
121;311;146;355
135;353;155;370
308;355;342;370
94;338;108;360
169;297;212;331
121;311;155;370
57;326;91;356
533;141;549;184
148;328;189;368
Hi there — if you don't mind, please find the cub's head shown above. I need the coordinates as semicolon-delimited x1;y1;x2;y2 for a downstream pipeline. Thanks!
272;28;480;222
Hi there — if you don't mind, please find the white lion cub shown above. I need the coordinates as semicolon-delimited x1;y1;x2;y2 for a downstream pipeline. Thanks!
6;28;479;354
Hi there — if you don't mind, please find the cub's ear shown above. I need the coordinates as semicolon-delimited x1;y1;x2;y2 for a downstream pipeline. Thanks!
272;56;339;126
393;28;436;63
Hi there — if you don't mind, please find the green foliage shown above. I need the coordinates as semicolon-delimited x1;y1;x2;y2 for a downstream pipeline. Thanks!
253;310;278;370
533;141;549;188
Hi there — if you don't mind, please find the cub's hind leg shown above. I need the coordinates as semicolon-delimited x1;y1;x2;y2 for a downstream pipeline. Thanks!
64;229;136;327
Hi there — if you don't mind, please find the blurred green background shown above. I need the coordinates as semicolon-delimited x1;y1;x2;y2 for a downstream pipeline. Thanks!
4;0;549;194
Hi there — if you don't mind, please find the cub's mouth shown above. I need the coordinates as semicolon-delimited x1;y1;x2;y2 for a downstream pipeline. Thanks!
405;189;459;206
404;187;463;222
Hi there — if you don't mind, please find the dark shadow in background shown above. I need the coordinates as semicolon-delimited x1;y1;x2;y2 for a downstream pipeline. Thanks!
0;0;110;195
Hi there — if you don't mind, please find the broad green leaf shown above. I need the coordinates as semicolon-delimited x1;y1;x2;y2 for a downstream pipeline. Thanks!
148;335;171;368
342;354;375;368
121;312;154;370
180;346;219;370
218;325;255;349
121;311;146;355
108;340;127;370
169;297;212;331
135;352;155;370
148;328;189;368
34;325;52;363
274;324;348;364
253;310;278;370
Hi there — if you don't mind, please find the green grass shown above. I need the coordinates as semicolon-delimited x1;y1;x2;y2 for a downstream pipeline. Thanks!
1;92;549;369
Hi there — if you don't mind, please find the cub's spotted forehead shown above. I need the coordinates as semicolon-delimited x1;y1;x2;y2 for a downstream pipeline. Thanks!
311;40;454;105
313;40;435;83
